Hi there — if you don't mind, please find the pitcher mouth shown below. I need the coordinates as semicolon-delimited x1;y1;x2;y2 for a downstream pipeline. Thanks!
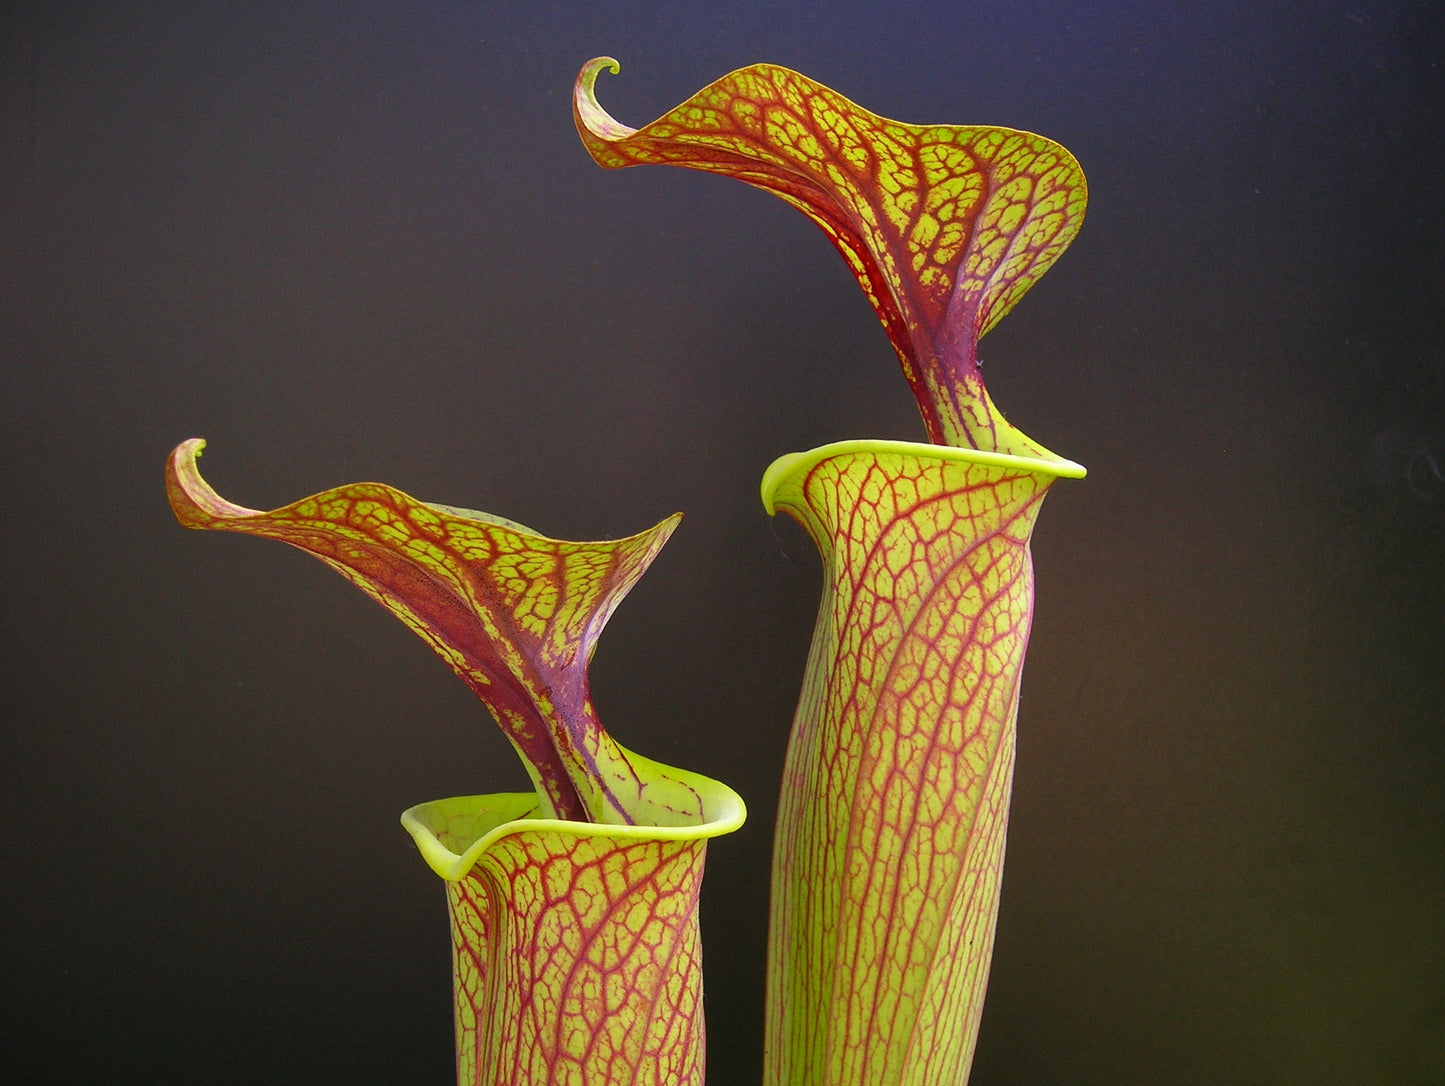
402;758;747;882
761;438;1087;516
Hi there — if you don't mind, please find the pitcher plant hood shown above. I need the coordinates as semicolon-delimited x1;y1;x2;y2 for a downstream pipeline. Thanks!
574;57;1087;454
166;438;716;828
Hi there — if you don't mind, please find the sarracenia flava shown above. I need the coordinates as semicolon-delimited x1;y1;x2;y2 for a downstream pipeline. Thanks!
167;439;745;1086
574;58;1086;1085
169;55;1086;1086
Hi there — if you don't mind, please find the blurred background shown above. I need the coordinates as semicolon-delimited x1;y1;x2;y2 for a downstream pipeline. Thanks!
2;2;1442;1082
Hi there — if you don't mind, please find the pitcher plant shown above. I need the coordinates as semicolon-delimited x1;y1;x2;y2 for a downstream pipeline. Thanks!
169;52;1088;1086
575;58;1086;1085
166;439;745;1086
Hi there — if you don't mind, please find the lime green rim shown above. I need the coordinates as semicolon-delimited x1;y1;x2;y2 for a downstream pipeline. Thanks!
761;437;1086;515
402;758;747;882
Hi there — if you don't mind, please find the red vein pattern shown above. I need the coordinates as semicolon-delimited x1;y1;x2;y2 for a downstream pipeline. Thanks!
762;441;1070;1086
166;438;678;825
446;827;708;1086
173;440;748;1084
575;58;1087;452
406;758;743;1086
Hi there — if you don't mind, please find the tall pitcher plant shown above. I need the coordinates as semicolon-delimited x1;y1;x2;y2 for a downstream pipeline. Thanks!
575;59;1086;1086
169;56;1086;1086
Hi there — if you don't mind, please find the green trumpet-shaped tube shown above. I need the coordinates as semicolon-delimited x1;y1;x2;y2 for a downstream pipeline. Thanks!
574;58;1089;1083
403;753;744;1086
761;440;1083;1086
167;440;745;1085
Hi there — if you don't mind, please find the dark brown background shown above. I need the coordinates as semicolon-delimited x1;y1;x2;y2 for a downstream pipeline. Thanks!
3;2;1442;1082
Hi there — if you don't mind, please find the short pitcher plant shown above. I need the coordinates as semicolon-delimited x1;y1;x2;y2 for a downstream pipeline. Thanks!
166;441;745;1086
171;53;1087;1086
